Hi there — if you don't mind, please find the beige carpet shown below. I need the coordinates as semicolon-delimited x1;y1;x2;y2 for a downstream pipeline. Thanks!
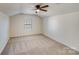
1;34;79;55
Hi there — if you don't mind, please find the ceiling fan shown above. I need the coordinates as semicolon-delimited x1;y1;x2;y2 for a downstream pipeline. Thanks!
35;4;49;13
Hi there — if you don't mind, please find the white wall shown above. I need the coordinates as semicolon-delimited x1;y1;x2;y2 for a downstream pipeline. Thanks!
0;12;9;54
10;14;43;37
43;12;79;51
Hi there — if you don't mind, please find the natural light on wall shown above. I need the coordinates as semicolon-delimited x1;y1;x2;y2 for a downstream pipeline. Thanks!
48;17;58;32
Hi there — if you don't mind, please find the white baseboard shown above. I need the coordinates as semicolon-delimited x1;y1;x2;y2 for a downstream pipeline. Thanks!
10;33;42;38
0;38;9;54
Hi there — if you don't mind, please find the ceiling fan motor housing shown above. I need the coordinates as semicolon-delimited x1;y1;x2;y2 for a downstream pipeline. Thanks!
36;5;40;9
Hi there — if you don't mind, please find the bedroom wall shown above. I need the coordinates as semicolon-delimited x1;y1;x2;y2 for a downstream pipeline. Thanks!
0;12;9;54
10;14;43;37
43;12;79;51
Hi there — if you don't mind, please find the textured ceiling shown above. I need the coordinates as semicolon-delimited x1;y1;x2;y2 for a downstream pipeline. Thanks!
0;3;79;17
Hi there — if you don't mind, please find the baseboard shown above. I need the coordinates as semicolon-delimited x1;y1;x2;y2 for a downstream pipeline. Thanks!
42;33;79;52
0;38;9;54
10;33;42;38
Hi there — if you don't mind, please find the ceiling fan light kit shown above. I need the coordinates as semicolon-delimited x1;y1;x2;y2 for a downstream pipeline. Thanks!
36;9;40;13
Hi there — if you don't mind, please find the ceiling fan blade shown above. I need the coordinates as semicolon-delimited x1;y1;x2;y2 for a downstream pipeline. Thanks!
40;8;47;12
41;5;49;8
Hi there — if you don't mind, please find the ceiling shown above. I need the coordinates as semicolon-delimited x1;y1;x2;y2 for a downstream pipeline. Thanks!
0;3;79;17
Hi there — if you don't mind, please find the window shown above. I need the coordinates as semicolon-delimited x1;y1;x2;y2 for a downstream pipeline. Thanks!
24;18;32;32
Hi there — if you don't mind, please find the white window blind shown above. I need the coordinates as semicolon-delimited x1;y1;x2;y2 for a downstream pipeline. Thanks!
24;18;32;32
